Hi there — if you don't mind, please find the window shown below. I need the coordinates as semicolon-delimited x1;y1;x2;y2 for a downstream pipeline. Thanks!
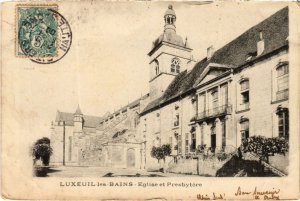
240;79;250;109
165;15;175;25
276;63;289;101
178;135;182;154
220;84;228;106
171;58;180;73
174;113;179;127
211;89;218;114
198;93;205;117
277;107;289;139
185;133;189;154
240;119;249;141
154;59;159;76
191;131;196;152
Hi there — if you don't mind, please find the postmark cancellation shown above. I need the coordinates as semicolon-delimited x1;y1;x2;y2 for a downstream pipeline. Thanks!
16;4;72;64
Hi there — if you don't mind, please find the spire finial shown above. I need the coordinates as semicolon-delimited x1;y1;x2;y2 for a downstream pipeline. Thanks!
75;104;83;115
168;5;173;9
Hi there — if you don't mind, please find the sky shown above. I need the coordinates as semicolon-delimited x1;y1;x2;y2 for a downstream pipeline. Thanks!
3;1;288;145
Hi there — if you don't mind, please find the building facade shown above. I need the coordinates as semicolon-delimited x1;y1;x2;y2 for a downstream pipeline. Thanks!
140;6;289;170
50;6;289;171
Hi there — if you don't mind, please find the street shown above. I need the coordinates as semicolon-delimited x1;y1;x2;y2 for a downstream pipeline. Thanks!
46;166;195;177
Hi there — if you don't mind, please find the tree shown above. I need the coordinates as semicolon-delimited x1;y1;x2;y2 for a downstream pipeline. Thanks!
150;144;172;163
242;136;289;163
32;137;53;166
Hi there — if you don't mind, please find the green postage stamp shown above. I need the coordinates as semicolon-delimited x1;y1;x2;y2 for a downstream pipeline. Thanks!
16;4;72;64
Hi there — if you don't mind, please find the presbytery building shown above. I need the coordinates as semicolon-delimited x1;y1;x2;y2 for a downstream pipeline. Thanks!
139;6;289;170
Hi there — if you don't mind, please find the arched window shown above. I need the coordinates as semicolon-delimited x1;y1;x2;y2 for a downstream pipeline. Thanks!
171;57;180;73
154;59;159;75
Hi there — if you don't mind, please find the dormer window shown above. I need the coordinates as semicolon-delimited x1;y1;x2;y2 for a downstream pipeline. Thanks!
171;57;180;73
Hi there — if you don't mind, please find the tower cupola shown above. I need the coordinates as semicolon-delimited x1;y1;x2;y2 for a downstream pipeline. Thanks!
164;5;176;33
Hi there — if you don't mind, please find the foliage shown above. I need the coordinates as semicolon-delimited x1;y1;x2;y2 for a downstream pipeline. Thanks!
35;137;50;145
242;136;289;162
196;144;206;154
151;144;172;163
32;137;53;166
215;151;230;161
161;144;172;156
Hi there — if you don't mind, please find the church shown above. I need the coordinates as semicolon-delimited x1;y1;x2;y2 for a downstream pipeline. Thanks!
50;5;289;173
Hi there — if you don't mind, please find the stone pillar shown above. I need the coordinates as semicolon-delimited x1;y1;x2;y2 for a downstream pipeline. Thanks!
205;91;209;112
218;85;221;107
224;115;234;152
215;118;222;151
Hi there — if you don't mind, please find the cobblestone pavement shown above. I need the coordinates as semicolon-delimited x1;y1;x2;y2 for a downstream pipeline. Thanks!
46;166;197;177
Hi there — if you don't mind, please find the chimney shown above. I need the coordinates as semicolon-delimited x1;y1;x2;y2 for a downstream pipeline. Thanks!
207;46;214;60
257;31;264;56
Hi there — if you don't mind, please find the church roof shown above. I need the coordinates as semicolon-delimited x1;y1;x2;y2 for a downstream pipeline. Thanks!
149;32;187;56
55;111;103;128
141;7;288;115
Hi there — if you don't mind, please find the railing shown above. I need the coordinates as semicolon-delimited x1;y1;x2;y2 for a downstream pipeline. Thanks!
276;89;289;101
197;104;232;120
239;102;249;111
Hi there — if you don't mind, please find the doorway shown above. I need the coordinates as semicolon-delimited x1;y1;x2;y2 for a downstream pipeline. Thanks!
127;148;135;168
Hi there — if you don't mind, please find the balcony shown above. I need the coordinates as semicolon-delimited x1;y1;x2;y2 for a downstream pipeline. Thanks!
196;105;232;121
276;89;288;101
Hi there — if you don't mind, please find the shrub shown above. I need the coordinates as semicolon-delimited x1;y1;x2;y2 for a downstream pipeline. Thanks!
196;144;206;154
216;152;229;161
242;136;289;162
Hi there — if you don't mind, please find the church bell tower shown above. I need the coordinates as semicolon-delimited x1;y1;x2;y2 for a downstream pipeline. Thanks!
148;5;193;101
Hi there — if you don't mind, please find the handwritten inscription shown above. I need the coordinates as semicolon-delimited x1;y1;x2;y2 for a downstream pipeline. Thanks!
197;193;225;200
235;186;280;200
197;187;280;200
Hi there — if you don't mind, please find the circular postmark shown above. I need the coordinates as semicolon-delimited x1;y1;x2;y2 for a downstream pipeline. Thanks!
18;8;72;64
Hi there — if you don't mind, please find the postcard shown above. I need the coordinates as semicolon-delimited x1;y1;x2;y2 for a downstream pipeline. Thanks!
1;1;300;200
